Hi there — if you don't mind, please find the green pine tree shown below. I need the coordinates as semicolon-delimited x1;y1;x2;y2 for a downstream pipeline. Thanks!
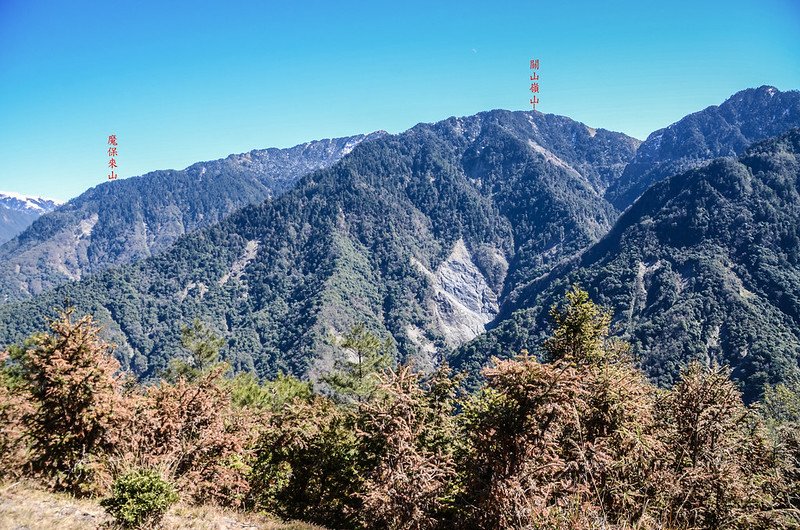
544;285;621;365
163;319;225;382
323;323;393;404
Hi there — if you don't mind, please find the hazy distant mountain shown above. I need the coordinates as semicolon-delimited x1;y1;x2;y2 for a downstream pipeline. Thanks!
605;86;800;210
456;129;800;400
0;191;62;245
0;109;639;380
0;133;384;301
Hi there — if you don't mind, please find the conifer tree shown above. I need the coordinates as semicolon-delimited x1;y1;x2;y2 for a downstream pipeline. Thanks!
15;308;125;494
459;287;658;528
544;285;616;364
323;323;392;404
163;319;225;382
356;364;460;529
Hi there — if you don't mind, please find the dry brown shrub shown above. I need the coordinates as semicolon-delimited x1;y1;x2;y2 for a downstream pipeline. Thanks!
355;365;459;530
459;355;589;529
458;288;665;529
119;366;259;508
15;309;129;495
577;357;663;521
654;362;800;529
0;351;32;479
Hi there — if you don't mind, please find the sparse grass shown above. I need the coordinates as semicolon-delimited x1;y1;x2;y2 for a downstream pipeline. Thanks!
0;481;325;530
0;480;109;530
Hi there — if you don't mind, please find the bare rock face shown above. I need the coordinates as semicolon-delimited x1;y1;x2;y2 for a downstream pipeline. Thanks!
415;239;502;349
0;107;640;381
458;129;800;403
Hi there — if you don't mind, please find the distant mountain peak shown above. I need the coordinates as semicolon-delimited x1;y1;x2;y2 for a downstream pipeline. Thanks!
0;131;385;300
724;84;782;101
605;85;800;209
759;85;779;96
0;192;63;245
456;128;800;401
0;108;640;379
0;191;63;213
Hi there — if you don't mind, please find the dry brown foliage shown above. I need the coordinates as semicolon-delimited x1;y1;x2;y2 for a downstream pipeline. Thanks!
0;351;32;479
460;356;587;528
459;352;661;529
653;362;799;529
459;353;800;530
355;365;459;530
3;296;800;530
119;366;259;508
15;310;128;495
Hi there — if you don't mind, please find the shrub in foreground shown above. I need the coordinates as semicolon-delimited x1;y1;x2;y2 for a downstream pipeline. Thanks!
0;351;31;479
100;468;178;528
249;395;361;527
12;309;127;495
124;366;256;507
355;364;460;529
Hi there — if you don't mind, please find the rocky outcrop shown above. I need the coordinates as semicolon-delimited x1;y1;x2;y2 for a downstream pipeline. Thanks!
415;239;502;348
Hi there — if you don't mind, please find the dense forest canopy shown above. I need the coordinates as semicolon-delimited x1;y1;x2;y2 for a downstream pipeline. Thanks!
0;109;638;382
0;88;799;404
0;133;383;301
457;128;800;401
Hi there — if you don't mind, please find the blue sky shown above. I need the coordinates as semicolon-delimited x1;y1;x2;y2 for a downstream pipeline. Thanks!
1;0;798;200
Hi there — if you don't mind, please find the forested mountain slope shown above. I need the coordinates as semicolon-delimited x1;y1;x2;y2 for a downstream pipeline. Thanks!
0;192;62;245
605;85;800;210
0;110;639;380
0;133;382;301
456;129;800;400
496;87;800;318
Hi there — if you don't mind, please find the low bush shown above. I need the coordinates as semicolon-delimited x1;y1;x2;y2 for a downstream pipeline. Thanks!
100;468;178;528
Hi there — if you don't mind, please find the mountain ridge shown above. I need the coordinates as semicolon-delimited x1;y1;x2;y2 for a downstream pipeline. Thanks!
0;108;639;381
0;192;63;245
455;128;800;400
0;132;385;301
605;85;800;209
3;87;800;400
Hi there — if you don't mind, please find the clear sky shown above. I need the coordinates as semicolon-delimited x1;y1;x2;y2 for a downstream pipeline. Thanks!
1;0;798;200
